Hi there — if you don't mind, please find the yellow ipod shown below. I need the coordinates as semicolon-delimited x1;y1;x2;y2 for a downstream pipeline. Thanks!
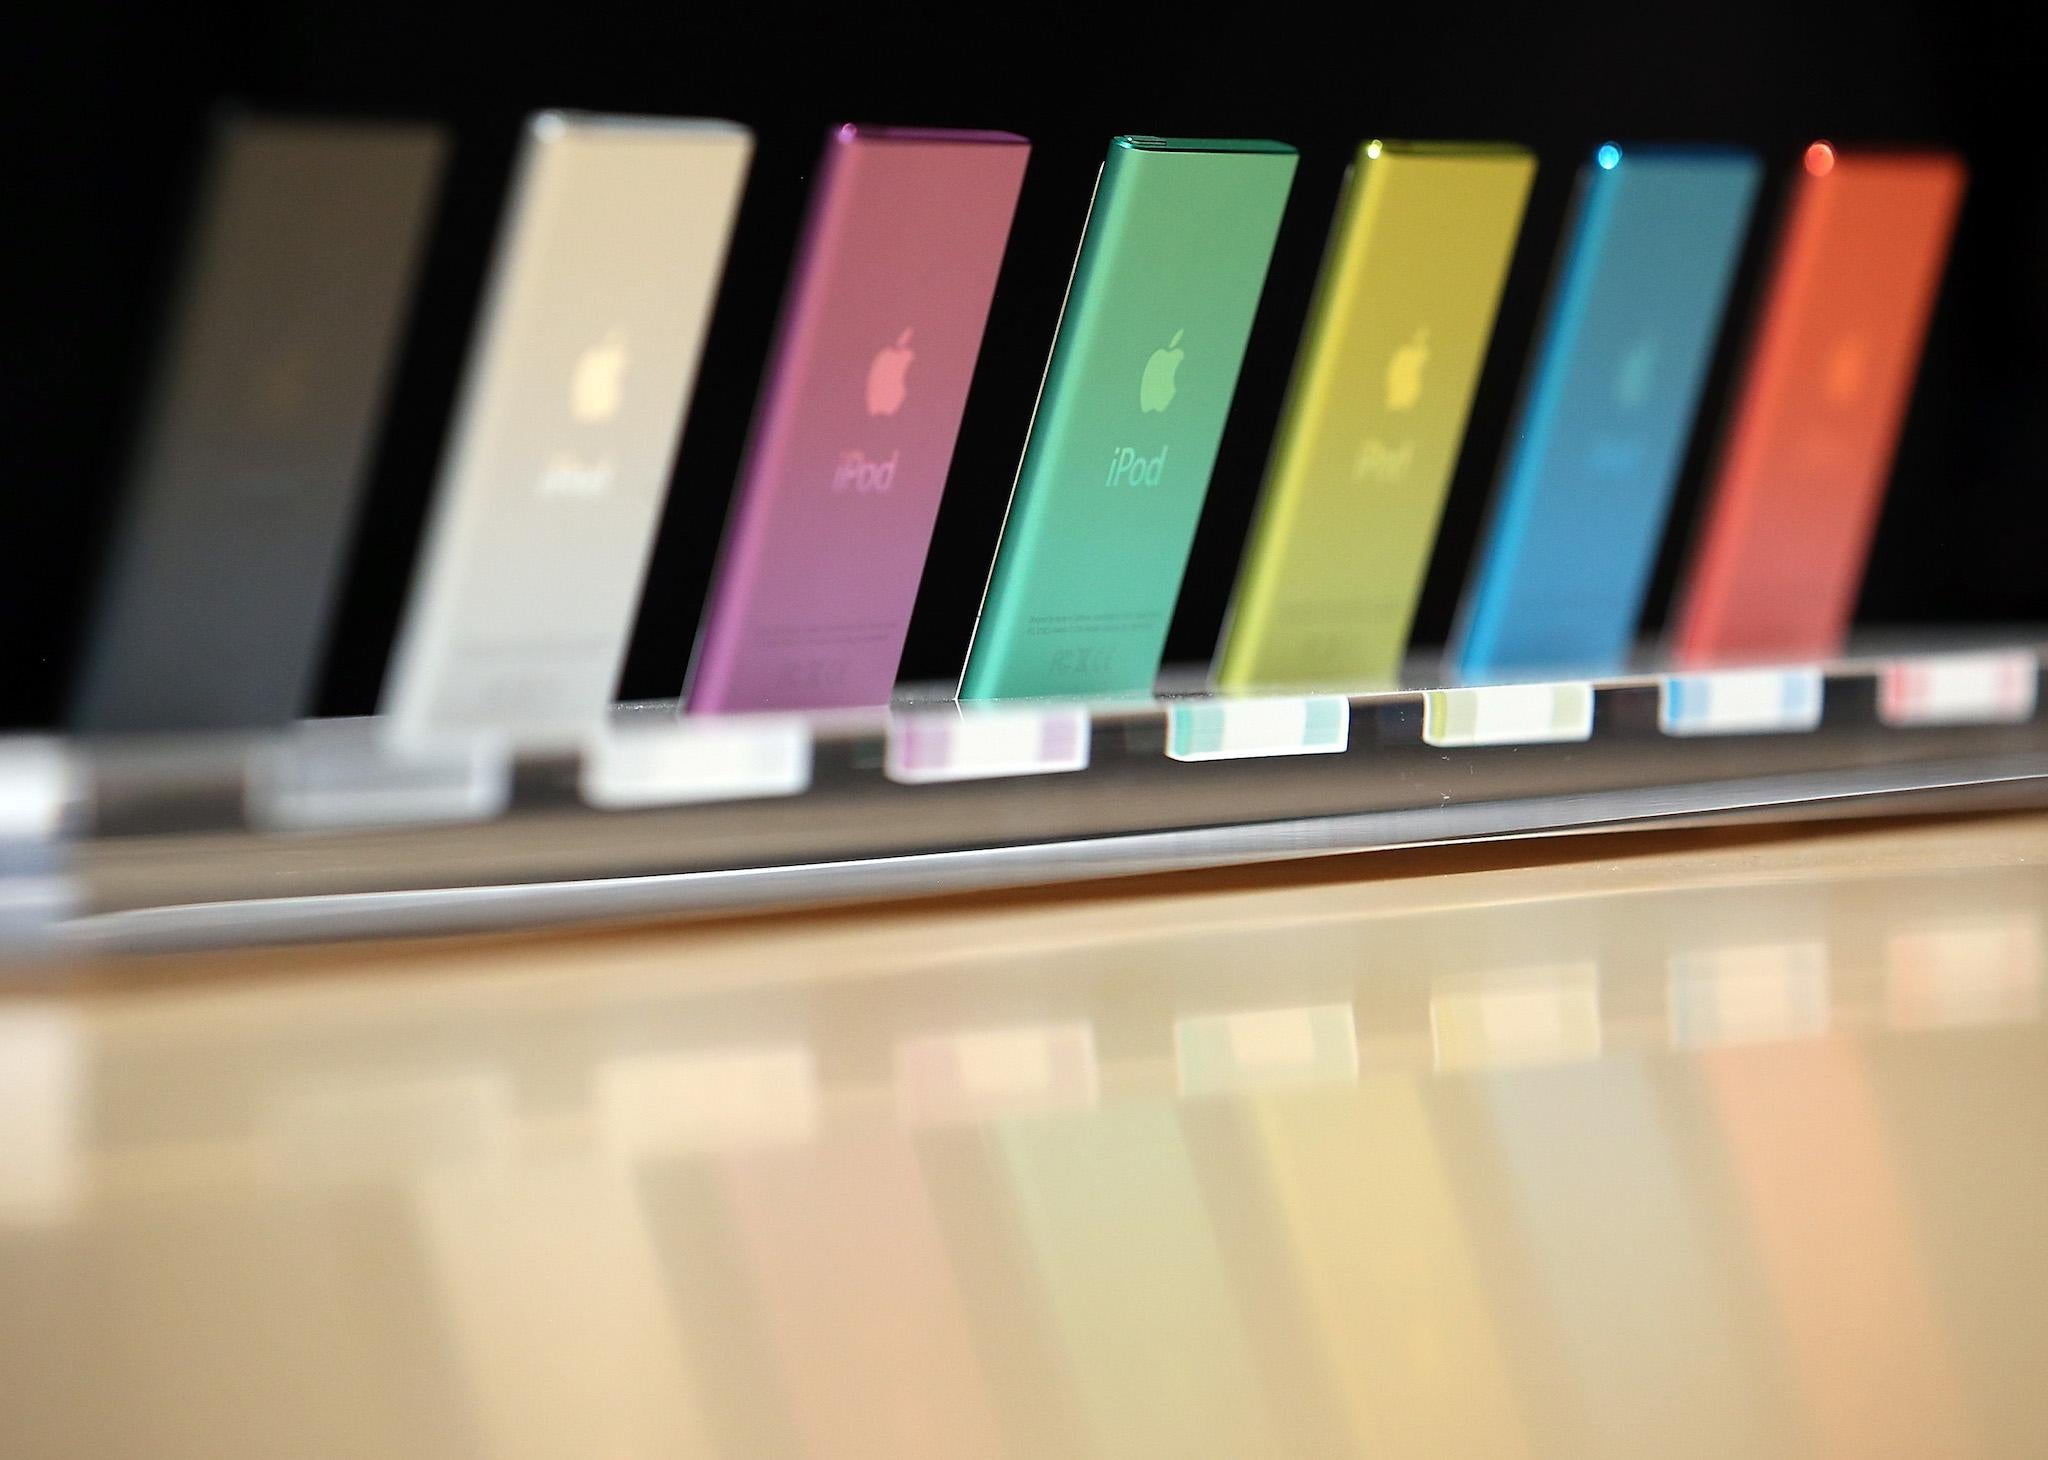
1214;140;1534;690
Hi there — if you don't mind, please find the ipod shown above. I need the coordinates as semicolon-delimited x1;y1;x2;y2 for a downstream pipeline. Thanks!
72;116;445;732
380;112;751;744
959;135;1297;700
686;124;1029;713
1451;143;1761;681
1215;139;1534;691
1671;146;1966;665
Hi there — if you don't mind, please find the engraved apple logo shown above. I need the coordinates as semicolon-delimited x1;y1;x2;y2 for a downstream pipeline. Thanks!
1140;329;1184;413
1385;327;1430;412
866;327;915;416
570;327;628;424
1614;336;1658;409
1823;332;1869;406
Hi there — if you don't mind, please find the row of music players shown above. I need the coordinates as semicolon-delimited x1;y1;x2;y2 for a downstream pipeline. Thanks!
74;115;1963;741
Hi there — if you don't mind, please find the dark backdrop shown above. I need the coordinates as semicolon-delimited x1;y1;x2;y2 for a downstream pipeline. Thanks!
4;2;2037;726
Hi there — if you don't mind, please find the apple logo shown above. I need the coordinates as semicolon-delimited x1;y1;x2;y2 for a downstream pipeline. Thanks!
571;327;628;424
1823;332;1869;406
1384;327;1430;412
1140;329;1185;413
1614;336;1658;409
865;327;915;416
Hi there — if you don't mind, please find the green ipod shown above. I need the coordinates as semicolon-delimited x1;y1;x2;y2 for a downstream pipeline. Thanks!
959;136;1297;700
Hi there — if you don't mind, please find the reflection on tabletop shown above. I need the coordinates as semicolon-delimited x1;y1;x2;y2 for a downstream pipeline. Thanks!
5;816;2047;1458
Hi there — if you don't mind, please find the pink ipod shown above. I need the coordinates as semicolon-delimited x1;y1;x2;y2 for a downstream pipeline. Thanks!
684;123;1030;712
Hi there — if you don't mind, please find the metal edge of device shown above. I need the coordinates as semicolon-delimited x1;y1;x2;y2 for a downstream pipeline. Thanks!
45;751;2048;957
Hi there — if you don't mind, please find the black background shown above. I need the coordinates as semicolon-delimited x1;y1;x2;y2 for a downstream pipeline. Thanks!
4;2;2037;728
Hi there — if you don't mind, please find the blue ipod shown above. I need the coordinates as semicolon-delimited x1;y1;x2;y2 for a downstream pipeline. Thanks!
1451;144;1760;680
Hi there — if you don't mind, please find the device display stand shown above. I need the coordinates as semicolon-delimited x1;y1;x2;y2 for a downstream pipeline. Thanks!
4;640;2045;956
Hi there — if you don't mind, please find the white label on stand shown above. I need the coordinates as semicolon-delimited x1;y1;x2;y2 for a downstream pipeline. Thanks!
1422;682;1594;747
1659;668;1824;737
1165;697;1349;761
581;717;811;809
1878;651;2037;727
894;1022;1098;1125
1668;941;1831;1047
0;737;79;843
886;707;1090;783
1174;1004;1358;1094
247;731;511;831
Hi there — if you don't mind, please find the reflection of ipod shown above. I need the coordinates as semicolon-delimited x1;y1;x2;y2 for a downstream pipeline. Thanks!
1215;140;1534;691
686;124;1029;714
382;112;751;744
72;117;445;733
1672;147;1966;666
959;136;1297;701
1452;144;1760;680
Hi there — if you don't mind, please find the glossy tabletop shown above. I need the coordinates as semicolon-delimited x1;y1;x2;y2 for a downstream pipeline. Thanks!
6;815;2048;1457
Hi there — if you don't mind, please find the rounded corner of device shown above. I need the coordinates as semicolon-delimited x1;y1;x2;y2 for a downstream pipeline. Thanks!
523;112;754;149
526;110;573;143
1826;142;1970;194
1110;135;1296;157
833;121;1032;151
1363;139;1538;184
